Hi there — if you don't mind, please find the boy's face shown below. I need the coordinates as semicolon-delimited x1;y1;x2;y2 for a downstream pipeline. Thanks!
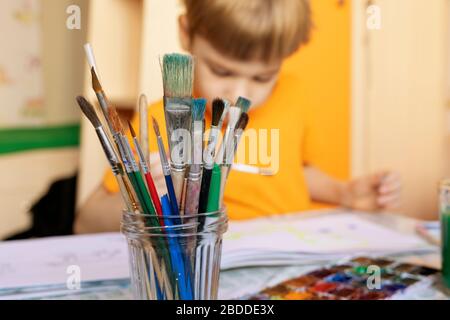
183;34;282;111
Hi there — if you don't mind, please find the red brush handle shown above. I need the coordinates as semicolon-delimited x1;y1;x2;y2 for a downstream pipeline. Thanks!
144;172;164;224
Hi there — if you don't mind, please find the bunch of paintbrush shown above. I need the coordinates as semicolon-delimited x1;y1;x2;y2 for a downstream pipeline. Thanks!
158;52;252;215
81;45;195;299
79;47;251;299
214;97;252;209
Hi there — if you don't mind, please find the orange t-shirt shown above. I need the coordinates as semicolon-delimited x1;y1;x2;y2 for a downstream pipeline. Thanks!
103;70;317;220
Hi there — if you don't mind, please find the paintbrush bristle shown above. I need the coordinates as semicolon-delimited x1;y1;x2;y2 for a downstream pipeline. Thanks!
192;98;206;122
161;53;194;98
235;97;252;114
108;108;124;135
212;98;225;127
235;113;249;132
76;96;101;128
128;120;137;138
152;117;161;137
91;67;102;93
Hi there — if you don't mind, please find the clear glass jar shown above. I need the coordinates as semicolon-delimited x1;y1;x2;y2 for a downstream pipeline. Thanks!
440;180;450;288
121;209;228;300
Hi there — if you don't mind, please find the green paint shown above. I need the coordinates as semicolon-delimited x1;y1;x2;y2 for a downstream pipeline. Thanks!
441;210;450;288
0;124;80;155
353;266;368;275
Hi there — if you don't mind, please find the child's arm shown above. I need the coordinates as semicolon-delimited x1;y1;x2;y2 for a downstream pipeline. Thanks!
304;166;401;211
74;186;123;234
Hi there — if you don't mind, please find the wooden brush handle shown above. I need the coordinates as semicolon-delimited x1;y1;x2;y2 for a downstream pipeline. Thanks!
184;178;201;216
171;169;186;208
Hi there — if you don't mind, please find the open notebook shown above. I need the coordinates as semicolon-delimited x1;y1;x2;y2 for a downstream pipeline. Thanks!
221;213;434;269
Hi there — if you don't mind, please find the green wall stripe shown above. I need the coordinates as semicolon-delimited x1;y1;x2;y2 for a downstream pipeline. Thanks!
0;124;80;155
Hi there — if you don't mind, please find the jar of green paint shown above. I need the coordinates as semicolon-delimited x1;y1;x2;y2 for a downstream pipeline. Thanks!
440;179;450;288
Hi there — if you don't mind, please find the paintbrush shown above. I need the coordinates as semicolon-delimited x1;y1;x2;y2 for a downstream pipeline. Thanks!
198;99;226;213
232;113;250;158
184;98;206;216
161;54;194;208
109;109;157;219
84;43;99;76
218;99;231;131
219;97;251;167
180;174;188;215
76;96;137;212
235;96;252;114
219;112;250;207
91;68;113;129
152;116;181;218
139;94;149;165
215;105;241;166
129;121;164;223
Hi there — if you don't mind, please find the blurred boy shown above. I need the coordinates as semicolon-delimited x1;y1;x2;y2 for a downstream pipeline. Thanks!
75;0;400;233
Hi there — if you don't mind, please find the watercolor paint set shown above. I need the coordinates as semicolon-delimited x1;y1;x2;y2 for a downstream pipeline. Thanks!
244;256;439;300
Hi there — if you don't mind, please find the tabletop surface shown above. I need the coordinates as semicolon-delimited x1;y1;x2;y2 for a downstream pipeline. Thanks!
1;210;449;300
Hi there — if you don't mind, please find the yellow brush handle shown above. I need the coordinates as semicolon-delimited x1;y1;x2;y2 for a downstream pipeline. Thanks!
171;169;186;208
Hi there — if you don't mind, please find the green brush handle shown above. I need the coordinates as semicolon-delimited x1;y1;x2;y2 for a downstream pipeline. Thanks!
133;171;157;217
127;171;177;295
206;164;222;214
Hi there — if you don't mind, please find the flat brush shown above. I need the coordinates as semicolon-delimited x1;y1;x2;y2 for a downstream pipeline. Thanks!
198;99;225;213
215;105;241;166
184;98;206;216
235;96;252;114
161;53;194;208
76;96;137;212
153;117;181;219
219;112;250;207
218;99;231;131
129;121;164;223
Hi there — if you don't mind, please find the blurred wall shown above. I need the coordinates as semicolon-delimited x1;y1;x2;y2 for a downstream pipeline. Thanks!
0;0;87;238
77;0;182;207
76;0;450;221
352;0;449;219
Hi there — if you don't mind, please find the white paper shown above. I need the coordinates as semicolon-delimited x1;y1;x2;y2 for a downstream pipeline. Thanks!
0;233;129;290
221;213;433;269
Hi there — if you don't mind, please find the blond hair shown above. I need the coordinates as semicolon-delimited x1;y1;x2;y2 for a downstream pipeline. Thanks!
182;0;312;62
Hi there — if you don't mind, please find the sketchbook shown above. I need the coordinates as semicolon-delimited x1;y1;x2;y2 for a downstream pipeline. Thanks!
221;213;435;269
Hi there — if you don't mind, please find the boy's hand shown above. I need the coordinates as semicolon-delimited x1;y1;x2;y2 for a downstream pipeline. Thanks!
341;171;401;211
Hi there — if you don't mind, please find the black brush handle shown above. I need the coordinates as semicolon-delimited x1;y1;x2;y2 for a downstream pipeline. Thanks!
198;168;213;214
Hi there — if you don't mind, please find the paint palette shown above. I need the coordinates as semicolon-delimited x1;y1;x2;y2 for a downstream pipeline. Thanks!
244;257;439;300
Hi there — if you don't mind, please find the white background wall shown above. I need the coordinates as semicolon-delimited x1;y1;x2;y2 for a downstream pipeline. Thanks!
352;0;450;219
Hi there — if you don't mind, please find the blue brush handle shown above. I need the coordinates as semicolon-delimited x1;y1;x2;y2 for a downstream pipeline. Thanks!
165;174;180;218
161;195;193;300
